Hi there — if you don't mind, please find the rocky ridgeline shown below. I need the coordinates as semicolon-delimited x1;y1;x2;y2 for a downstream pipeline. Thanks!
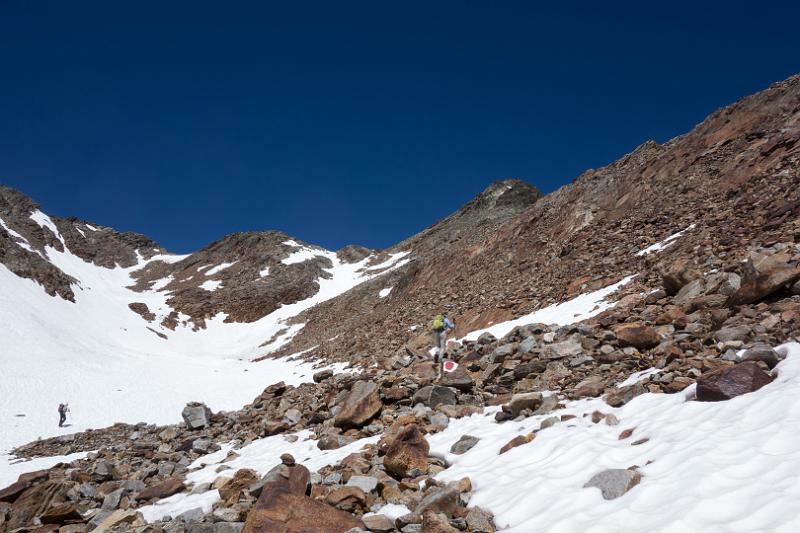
4;237;800;532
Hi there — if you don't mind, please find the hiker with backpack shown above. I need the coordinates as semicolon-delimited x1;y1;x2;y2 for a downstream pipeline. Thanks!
432;313;455;369
58;403;69;427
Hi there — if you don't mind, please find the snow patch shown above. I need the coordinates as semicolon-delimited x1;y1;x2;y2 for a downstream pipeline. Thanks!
199;279;223;291
204;262;236;276
0;451;89;488
460;275;636;342
379;287;392;298
0;217;38;254
636;224;696;256
259;266;270;277
29;209;63;243
617;367;662;388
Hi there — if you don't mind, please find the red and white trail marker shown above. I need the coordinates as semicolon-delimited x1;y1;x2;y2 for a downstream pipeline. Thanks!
442;360;459;373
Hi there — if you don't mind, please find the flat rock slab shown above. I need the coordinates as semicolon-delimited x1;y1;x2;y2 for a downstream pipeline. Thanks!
584;469;641;500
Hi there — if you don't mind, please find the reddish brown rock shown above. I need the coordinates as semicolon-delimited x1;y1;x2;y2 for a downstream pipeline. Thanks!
696;361;774;402
614;323;660;350
499;433;534;454
731;265;800;306
39;503;83;525
383;424;430;478
422;510;460;533
0;480;28;503
325;486;367;512
333;381;382;429
135;477;184;501
8;481;72;530
218;469;260;505
242;489;363;533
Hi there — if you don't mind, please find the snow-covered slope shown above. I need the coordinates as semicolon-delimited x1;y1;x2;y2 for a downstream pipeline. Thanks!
0;213;407;454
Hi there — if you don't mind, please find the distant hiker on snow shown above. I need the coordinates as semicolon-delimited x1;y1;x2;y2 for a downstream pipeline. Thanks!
58;403;69;427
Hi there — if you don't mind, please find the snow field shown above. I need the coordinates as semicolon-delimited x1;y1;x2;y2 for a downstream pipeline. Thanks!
426;342;800;532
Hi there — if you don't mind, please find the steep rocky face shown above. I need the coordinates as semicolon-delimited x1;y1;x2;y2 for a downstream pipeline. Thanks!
0;186;163;300
280;75;800;364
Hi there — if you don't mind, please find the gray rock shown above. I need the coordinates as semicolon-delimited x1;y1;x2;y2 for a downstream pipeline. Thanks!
740;344;781;369
450;435;479;455
283;408;302;425
476;332;496;345
177;507;205;523
518;336;537;354
362;513;394;532
213;523;244;533
674;278;705;306
187;524;214;533
182;403;213;429
490;344;515;363
714;326;751;343
539;416;559;430
412;385;457;409
583;469;642;500
192;438;219;454
86;510;113;532
505;392;543;417
545;337;583;360
347;475;379;493
101;488;124;510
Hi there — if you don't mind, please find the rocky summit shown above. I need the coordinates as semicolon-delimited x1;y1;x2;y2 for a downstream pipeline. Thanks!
1;74;800;533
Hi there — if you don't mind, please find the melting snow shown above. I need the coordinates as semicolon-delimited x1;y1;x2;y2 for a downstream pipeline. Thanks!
379;287;392;298
460;275;636;342
84;224;98;231
259;266;270;277
636;224;696;257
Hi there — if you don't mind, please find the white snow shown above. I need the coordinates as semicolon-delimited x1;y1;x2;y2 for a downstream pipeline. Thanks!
150;274;174;291
0;450;89;488
460;275;636;342
139;490;220;522
364;503;412;521
0;235;409;458
617;367;662;388
199;279;223;291
259;266;270;278
636;224;696;257
84;224;98;231
379;287;392;298
75;226;86;238
139;430;378;522
426;342;800;532
204;262;236;276
281;241;325;265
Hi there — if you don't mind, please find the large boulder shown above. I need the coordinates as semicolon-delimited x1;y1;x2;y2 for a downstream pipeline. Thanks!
614;323;660;350
182;402;213;429
383;424;430;478
661;258;701;295
583;469;641;500
696;361;774;401
502;392;543;417
333;381;382;429
8;480;72;530
242;490;362;533
249;454;310;498
412;385;457;409
731;263;800;306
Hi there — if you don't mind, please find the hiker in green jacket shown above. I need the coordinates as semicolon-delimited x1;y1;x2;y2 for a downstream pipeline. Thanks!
432;313;455;363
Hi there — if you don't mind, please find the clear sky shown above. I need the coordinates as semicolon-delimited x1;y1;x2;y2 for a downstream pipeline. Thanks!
1;1;798;253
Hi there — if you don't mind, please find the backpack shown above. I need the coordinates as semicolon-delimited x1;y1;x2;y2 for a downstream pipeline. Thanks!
433;315;445;331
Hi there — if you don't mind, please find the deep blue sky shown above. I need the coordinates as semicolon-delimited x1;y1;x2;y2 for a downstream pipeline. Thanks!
1;1;798;253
